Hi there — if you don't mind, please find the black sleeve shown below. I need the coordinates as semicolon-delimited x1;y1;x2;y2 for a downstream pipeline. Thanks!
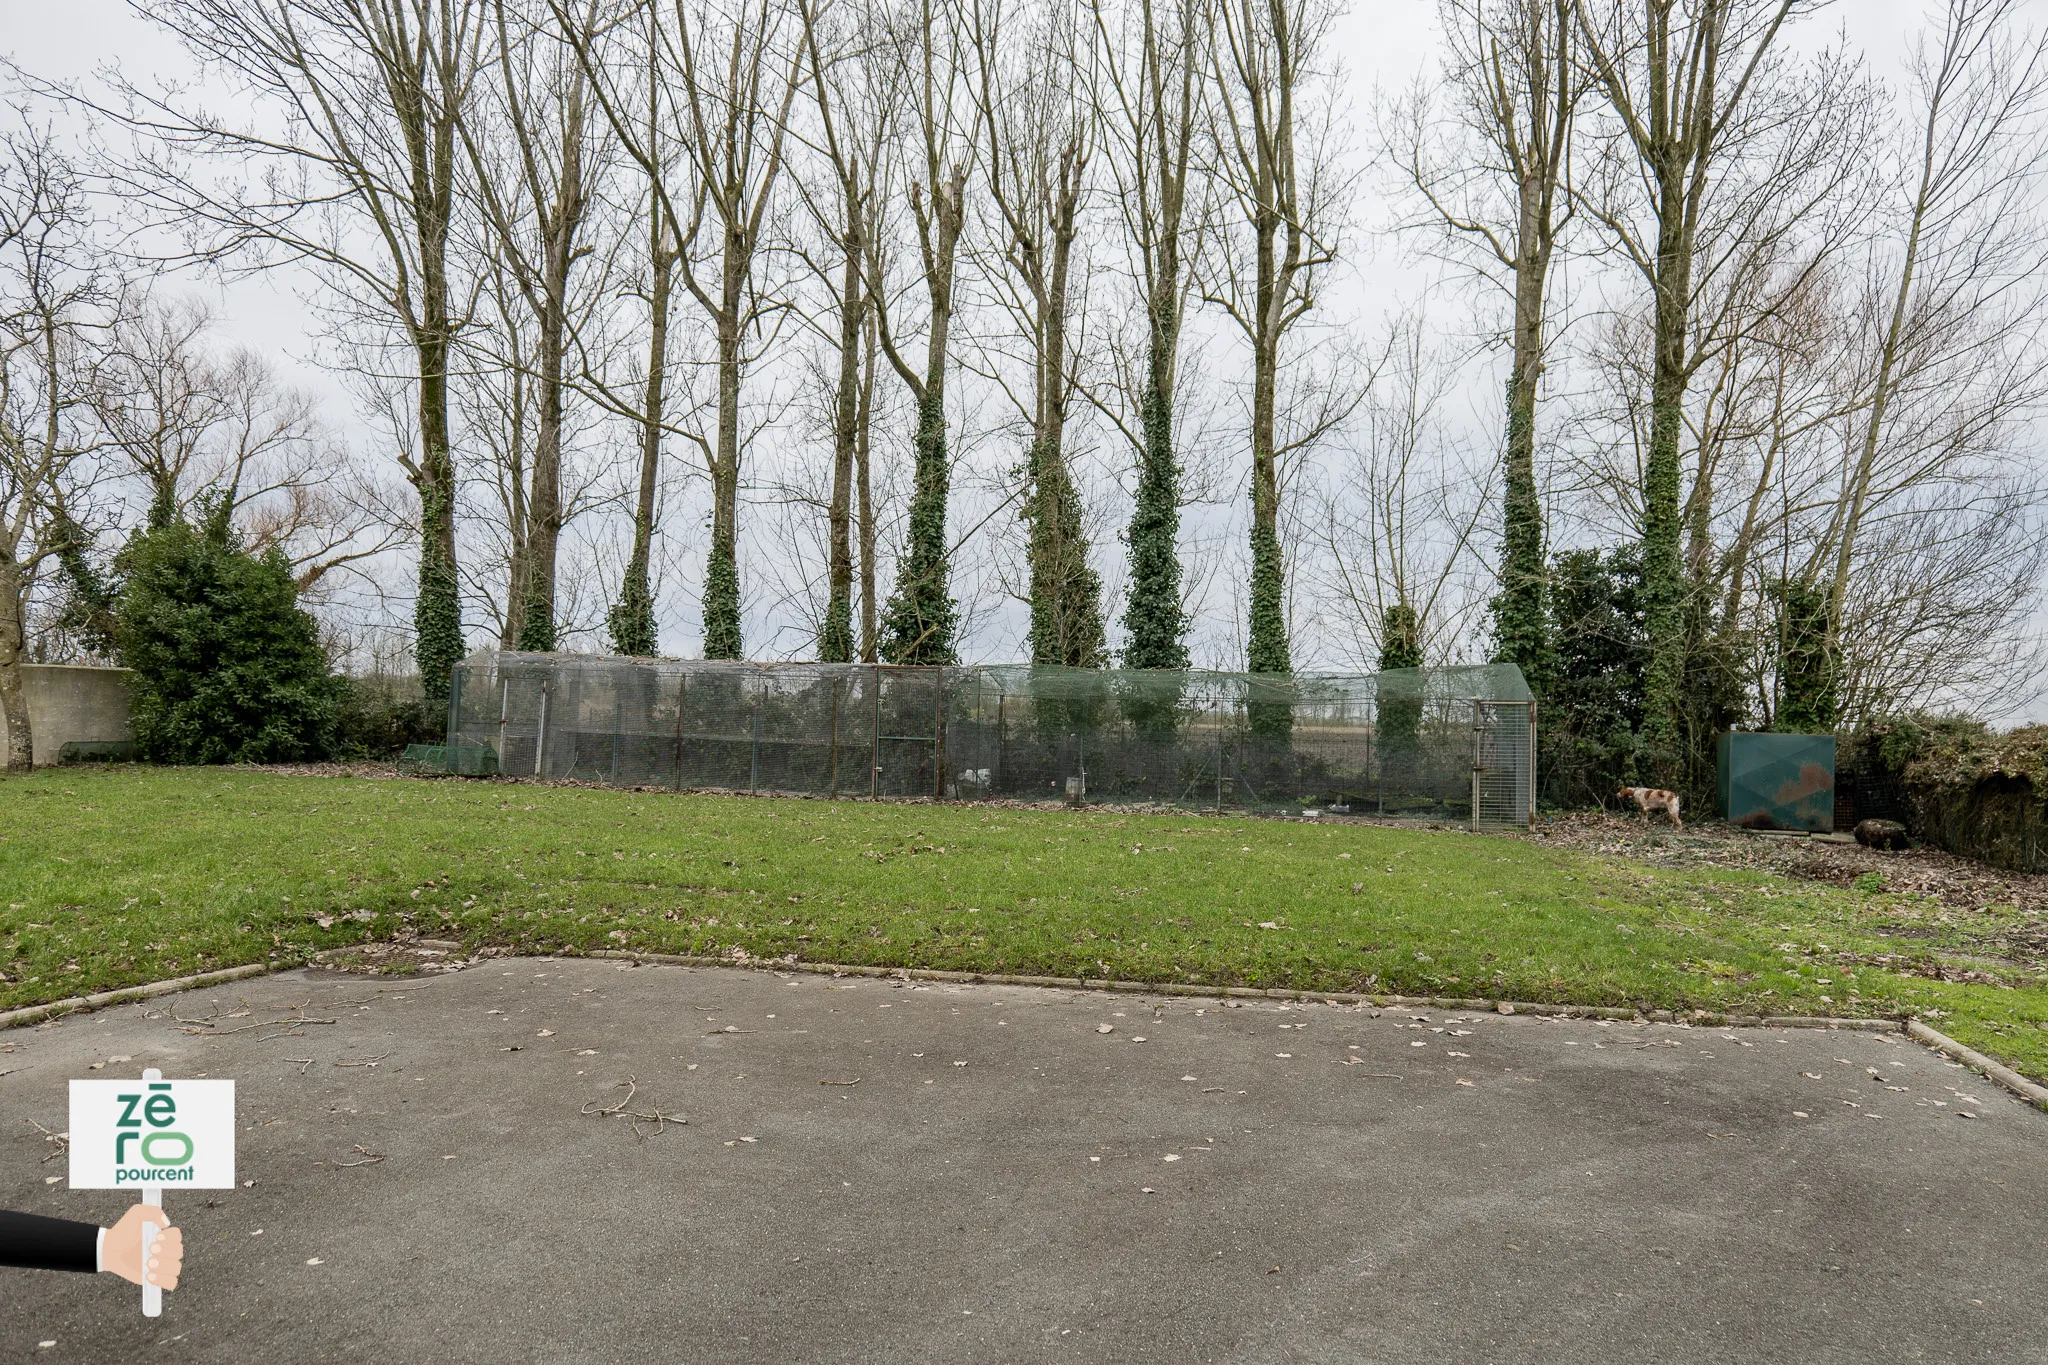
0;1209;99;1274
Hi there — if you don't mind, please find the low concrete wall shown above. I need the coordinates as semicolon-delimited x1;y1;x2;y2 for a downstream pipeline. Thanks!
0;664;135;766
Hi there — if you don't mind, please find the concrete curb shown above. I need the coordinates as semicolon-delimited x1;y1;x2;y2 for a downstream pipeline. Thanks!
0;961;291;1031
579;949;2048;1113
1905;1019;2048;1113
7;948;2043;1116
581;950;1902;1031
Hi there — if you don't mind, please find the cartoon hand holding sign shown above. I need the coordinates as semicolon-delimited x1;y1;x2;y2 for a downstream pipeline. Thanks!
66;1067;234;1315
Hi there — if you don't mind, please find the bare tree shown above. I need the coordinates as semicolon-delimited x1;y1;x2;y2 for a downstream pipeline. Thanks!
1090;0;1209;669
1313;313;1488;670
1571;0;1864;769
1387;0;1579;684
1203;0;1347;678
794;0;892;660
866;0;977;664
461;0;609;649
1824;0;2048;650
108;0;488;716
0;123;107;768
92;296;404;590
968;0;1103;666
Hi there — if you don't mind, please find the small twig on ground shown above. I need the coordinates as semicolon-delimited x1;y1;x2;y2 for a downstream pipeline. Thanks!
334;1053;393;1069
284;1058;315;1074
818;1077;861;1086
579;1078;687;1139
25;1118;67;1162
332;1145;386;1168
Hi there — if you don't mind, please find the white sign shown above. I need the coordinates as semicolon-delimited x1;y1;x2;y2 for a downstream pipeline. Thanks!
68;1078;236;1191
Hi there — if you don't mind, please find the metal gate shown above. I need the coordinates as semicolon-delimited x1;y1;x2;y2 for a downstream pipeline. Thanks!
1471;700;1536;830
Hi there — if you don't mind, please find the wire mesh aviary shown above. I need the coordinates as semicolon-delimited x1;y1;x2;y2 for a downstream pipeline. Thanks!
443;651;1536;827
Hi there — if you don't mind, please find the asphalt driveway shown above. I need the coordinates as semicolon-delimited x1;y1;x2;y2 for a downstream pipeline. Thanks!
3;958;2043;1363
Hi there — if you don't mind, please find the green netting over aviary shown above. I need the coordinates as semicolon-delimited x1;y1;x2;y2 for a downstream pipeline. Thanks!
447;652;1535;826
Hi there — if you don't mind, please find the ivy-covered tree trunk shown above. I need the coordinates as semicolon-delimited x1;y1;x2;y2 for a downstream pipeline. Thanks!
412;320;463;727
1246;335;1290;678
1377;598;1424;762
1771;576;1838;733
1123;311;1188;671
1638;229;1690;773
702;272;746;660
880;391;959;664
879;168;967;667
820;184;863;664
1493;368;1548;689
1026;436;1104;667
610;207;673;659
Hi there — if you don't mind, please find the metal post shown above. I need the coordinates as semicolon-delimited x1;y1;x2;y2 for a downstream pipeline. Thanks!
495;676;509;775
828;675;842;797
1527;700;1538;829
609;673;623;786
534;680;550;778
672;673;688;791
933;667;945;799
749;675;762;794
1470;700;1483;833
996;690;1005;798
870;664;882;798
1214;702;1224;812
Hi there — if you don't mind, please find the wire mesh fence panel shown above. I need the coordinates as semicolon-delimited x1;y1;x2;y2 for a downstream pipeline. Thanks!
1471;701;1535;829
447;651;1534;822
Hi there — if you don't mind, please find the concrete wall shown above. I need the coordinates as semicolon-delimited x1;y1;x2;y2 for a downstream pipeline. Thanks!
0;665;135;766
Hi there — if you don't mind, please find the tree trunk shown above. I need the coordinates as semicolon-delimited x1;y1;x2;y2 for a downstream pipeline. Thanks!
610;228;672;658
856;308;879;663
1495;155;1552;685
702;239;747;660
1246;235;1289;677
0;553;32;771
821;184;863;663
880;170;966;666
1638;162;1693;769
1124;275;1189;670
1024;153;1102;669
412;318;463;721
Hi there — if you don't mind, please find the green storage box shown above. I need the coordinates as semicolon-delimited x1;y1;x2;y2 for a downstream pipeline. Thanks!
1717;732;1835;832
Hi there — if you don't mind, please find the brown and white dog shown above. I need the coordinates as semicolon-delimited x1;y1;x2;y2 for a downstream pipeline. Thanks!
1616;786;1683;829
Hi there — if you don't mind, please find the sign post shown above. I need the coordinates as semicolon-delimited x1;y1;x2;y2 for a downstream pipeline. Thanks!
70;1068;235;1316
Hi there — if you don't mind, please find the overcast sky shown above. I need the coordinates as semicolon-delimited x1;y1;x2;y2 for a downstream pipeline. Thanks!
8;0;2047;712
9;0;1987;422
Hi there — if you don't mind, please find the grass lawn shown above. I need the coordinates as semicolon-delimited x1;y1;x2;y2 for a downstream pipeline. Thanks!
3;765;2045;1084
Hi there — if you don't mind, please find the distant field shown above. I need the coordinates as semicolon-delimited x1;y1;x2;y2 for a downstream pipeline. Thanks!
2;766;2044;1083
